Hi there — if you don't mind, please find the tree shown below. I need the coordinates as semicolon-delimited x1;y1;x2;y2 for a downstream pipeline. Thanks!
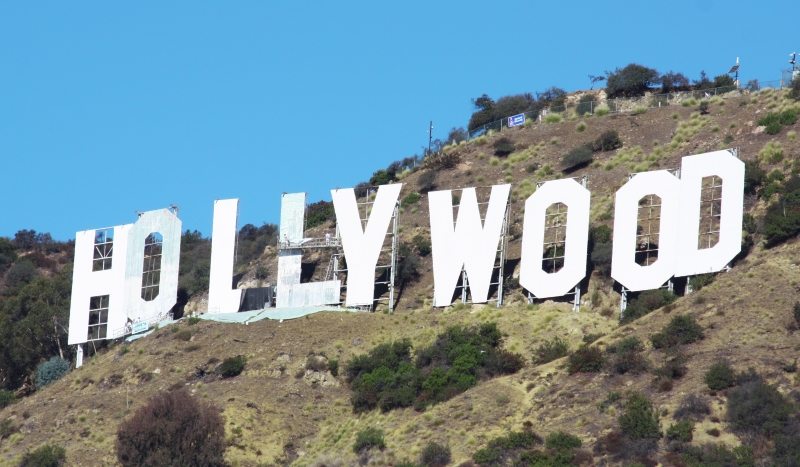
605;64;660;98
116;389;227;467
589;75;605;90
660;71;691;93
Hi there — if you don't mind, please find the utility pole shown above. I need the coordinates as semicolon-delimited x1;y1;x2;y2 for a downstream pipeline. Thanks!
427;121;433;156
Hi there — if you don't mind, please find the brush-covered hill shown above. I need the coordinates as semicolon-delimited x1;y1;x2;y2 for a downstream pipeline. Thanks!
3;86;800;466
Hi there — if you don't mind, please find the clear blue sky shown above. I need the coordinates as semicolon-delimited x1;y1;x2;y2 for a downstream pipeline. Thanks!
1;1;795;240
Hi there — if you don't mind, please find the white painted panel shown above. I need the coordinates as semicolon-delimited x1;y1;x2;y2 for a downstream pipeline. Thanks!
277;193;306;308
519;179;590;298
68;224;132;345
281;281;342;307
208;199;243;314
123;209;182;322
675;150;745;276
429;185;510;307
611;171;680;291
332;184;402;307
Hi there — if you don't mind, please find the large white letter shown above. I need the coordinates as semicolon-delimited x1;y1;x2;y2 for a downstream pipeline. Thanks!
123;209;182;322
68;224;132;345
611;171;680;291
208;199;243;314
429;184;510;307
519;179;589;298
675;150;744;276
332;184;402;307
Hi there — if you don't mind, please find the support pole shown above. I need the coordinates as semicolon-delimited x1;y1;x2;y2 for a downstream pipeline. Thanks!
573;285;580;312
388;202;399;311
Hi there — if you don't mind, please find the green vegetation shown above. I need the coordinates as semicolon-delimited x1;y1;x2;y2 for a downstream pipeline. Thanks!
605;64;660;98
218;355;247;378
327;359;339;377
650;314;704;349
401;192;421;208
666;420;694;442
727;375;796;435
306;200;335;229
704;361;736;390
566;345;604;374
561;144;593;171
345;323;524;413
607;336;649;375
681;444;754;467
763;175;800;246
0;390;15;409
533;337;569;365
19;444;66;467
621;289;676;323
593;130;623;152
493;136;515;157
34;357;70;389
353;427;385;452
116;389;226;467
618;392;661;440
472;429;541;466
419;441;450;467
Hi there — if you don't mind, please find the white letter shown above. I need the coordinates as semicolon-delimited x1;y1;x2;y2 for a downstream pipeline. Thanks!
332;184;402;307
675;150;744;276
208;199;243;314
429;185;510;307
611;171;680;291
68;224;132;345
519;179;589;298
123;208;182;322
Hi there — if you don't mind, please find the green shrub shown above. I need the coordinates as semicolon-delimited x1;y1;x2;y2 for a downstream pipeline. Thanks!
419;441;451;467
596;391;622;412
186;316;201;325
618;393;661;440
561;143;593;171
116;389;225;467
412;235;432;257
567;345;605;374
0;390;16;409
473;430;541;466
608;336;644;354
35;357;69;389
347;323;523;413
793;302;800;327
688;274;714;291
593;130;623;152
766;121;782;135
545;431;581;451
327;359;339;377
174;329;192;341
699;101;710;115
727;380;795;435
19;444;66;467
493;137;515;157
418;171;437;193
673;394;711;421
650;314;704;349
591;242;612;276
666;420;694;442
218;355;247;378
353;427;385;452
763;175;800;246
575;121;587;132
0;418;16;439
594;106;610;117
681;444;754;467
533;337;569;364
780;109;798;125
543;113;562;124
704;361;736;390
590;224;612;244
605;64;660;98
370;169;393;186
621;289;676;323
401;193;421;208
306;200;335;229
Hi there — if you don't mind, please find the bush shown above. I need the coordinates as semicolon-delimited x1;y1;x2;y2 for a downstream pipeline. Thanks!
593;130;623;152
681;444;754;467
621;289;676;323
793;302;800;327
650;314;704;349
605;64;660;98
186;316;201;325
673;394;711;421
218;355;247;378
608;336;644;354
396;244;421;286
590;224;612;244
727;380;795;435
561;144;593;171
543;113;562;124
591;242;612;276
0;390;16;409
594;106;610;117
412;235;431;256
575;121;587;132
704;361;736;390
618;393;661;440
567;345;605;374
35;357;69;389
666;420;694;443
545;431;581;451
116;389;226;467
688;274;714;292
306;201;335;229
401;193;421;208
5;260;40;288
780;109;798;125
766;121;782;135
347;323;523;413
19;444;66;467
473;430;541;466
493;137;515;157
418;171;437;193
609;351;650;375
698;101;710;115
353;427;385;452
174;329;192;341
533;337;569;365
419;441;451;467
327;359;339;377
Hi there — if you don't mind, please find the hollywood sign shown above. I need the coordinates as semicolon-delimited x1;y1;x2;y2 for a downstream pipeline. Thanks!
67;150;743;347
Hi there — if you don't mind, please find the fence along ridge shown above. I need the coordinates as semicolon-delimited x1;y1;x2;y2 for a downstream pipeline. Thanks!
465;78;785;141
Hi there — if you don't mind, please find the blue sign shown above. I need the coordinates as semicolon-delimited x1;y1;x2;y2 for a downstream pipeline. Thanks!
507;113;525;127
132;322;148;334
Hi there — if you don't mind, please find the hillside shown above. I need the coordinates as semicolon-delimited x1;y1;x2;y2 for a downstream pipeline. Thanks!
2;86;800;466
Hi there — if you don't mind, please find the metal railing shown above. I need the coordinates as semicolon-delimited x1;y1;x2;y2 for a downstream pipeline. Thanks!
465;79;787;141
